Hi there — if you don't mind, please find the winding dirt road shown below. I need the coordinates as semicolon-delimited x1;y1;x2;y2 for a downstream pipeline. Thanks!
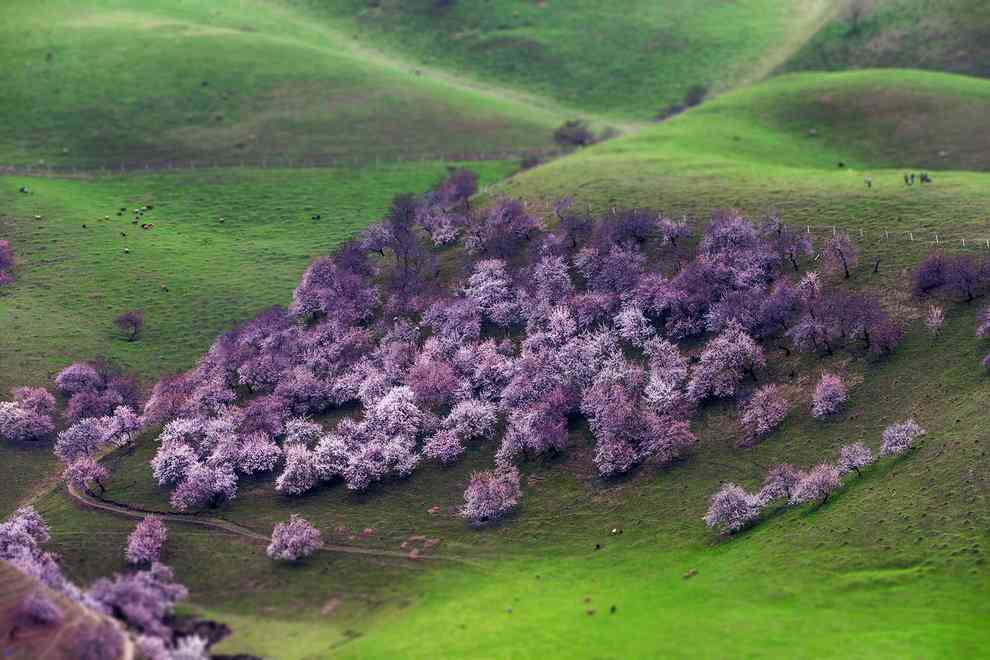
65;484;482;567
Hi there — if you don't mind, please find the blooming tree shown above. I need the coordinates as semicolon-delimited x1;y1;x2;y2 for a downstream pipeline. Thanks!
63;457;110;494
837;442;874;476
739;385;789;445
267;515;323;561
687;321;765;400
879;420;925;457
460;467;521;526
126;516;167;565
703;483;761;534
790;464;841;505
925;306;945;337
756;464;804;505
811;372;848;419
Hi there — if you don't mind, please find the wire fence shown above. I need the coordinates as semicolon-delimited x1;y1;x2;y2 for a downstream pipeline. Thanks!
0;147;564;178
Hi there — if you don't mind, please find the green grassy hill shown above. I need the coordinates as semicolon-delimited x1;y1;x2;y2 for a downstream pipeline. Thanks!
26;69;990;658
0;161;514;516
502;70;990;225
782;0;990;80
3;2;990;657
0;0;569;167
296;0;839;119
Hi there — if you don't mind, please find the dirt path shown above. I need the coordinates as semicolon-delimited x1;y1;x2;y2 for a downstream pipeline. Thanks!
65;484;482;567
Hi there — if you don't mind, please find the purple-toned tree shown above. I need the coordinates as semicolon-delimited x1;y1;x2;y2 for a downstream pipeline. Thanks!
879;420;925;457
836;442;874;476
790;463;841;505
267;514;323;561
114;309;145;341
275;444;319;495
738;385;789;445
703;483;761;534
63;457;109;494
54;417;110;463
13;387;57;417
169;463;237;511
54;363;103;396
756;464;804;504
821;233;858;279
687;321;765;400
460;466;521;526
87;562;188;641
126;516;167;565
811;372;848;419
0;400;55;443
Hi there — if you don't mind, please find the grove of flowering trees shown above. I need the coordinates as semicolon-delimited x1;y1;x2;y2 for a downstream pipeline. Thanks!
267;515;323;561
116;170;909;524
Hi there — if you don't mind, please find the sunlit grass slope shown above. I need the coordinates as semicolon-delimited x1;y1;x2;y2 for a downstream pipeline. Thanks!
502;70;990;225
295;0;838;119
0;0;565;166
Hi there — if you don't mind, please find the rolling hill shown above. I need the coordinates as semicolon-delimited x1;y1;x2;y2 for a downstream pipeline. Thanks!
0;0;570;167
2;2;990;658
781;0;990;80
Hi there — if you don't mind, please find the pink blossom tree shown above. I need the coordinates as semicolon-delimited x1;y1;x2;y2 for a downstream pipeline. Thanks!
811;373;847;419
756;464;804;505
460;467;521;526
126;516;167;565
54;362;103;396
63;457;110;494
275;444;319;495
925;306;945;337
54;417;110;463
267;515;323;561
169;463;237;511
790;463;841;505
703;483;761;534
879;420;925;457
837;442;874;476
821;233;858;279
738;385;789;445
0;400;55;443
687;321;765;400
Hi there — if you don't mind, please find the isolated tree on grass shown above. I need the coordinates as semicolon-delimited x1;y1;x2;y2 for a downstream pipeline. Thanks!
460;467;521;526
126;515;167;565
703;483;761;534
267;515;323;561
738;385;789;445
114;309;144;341
879;420;925;457
811;372;848;419
925;306;945;337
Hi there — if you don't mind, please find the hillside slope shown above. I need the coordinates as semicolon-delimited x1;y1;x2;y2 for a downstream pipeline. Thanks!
782;0;990;79
0;0;568;167
295;0;838;118
503;70;990;225
33;70;990;657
